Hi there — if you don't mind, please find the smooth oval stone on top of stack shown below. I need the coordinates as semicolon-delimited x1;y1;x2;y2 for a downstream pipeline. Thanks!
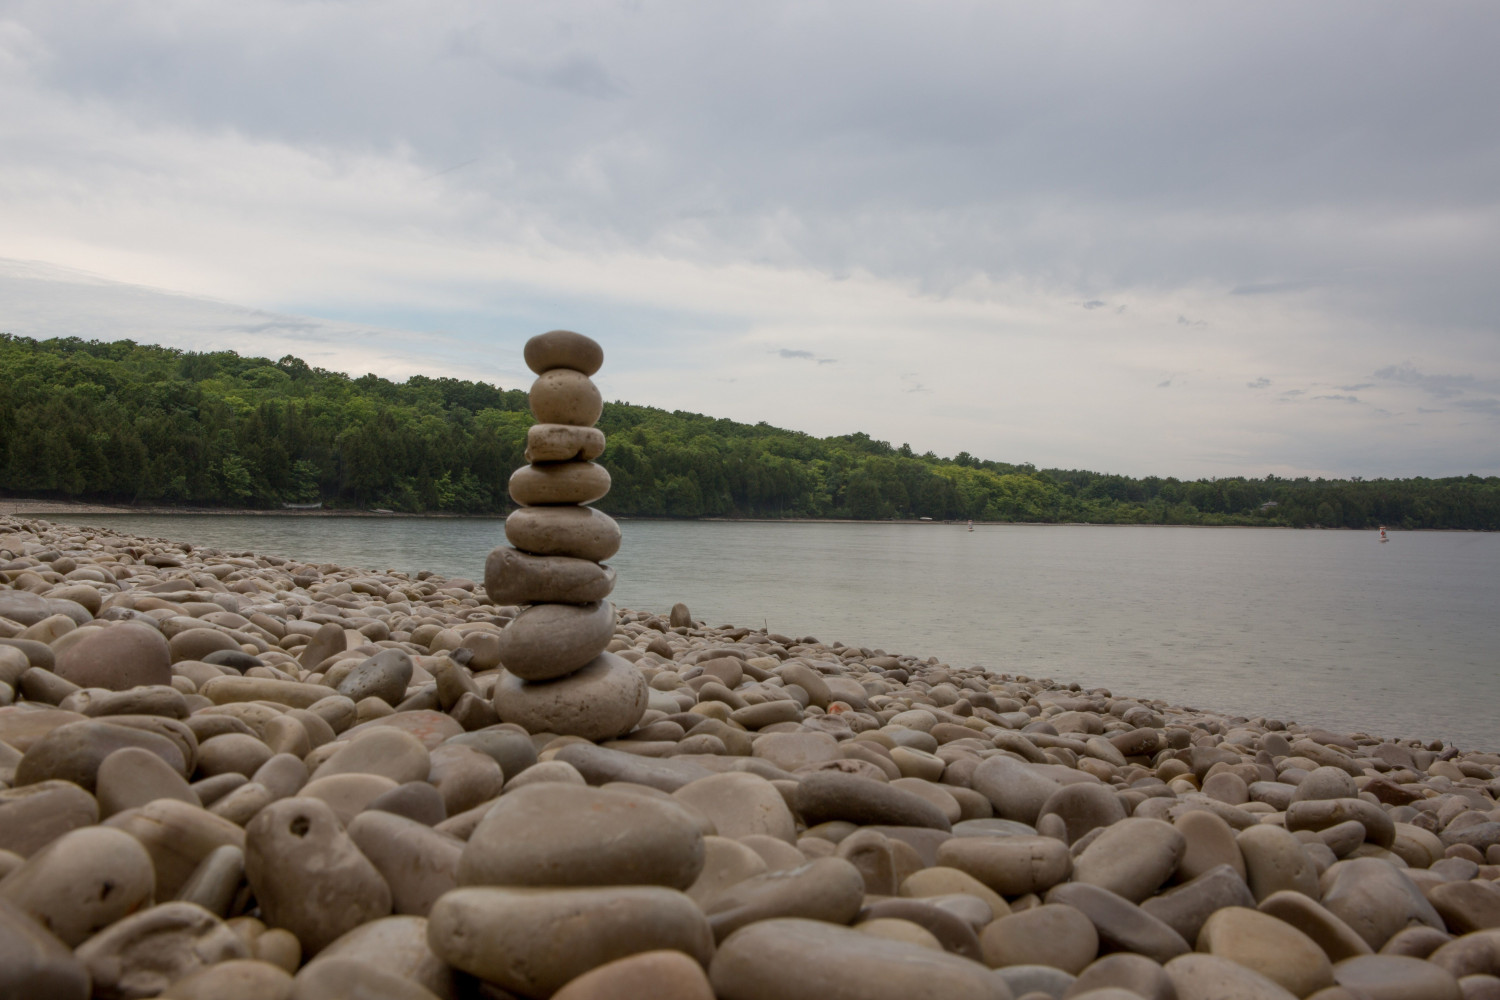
490;331;647;741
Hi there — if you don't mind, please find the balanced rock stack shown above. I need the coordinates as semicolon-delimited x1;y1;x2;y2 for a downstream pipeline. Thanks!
486;330;648;741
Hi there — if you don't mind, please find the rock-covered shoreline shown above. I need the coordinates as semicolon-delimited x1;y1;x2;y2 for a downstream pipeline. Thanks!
2;514;1499;999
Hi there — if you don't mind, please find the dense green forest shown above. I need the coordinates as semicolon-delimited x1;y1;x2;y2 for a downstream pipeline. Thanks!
2;334;1497;529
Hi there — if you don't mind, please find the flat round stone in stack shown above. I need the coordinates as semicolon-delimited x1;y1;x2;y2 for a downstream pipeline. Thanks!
488;331;647;741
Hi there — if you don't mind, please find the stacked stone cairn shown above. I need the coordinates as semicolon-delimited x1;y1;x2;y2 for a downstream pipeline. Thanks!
2;343;1500;997
487;329;648;742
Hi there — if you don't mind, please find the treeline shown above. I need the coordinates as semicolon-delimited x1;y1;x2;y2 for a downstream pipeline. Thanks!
1;334;1497;530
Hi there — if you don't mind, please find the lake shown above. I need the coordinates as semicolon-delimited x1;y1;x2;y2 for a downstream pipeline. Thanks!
48;515;1500;750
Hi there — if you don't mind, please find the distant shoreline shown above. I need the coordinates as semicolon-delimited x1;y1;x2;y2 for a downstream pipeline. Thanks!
0;496;1453;529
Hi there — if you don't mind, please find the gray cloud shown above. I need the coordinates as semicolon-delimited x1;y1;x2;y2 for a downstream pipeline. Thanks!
1247;377;1271;389
777;349;815;359
1082;300;1107;310
1374;363;1500;399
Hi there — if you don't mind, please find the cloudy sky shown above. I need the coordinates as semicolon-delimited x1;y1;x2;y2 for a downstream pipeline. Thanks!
2;1;1497;479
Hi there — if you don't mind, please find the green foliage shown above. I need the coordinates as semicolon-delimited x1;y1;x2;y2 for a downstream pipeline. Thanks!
1;333;1497;528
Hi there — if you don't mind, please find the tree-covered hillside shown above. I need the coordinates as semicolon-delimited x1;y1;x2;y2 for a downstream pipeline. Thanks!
2;334;1497;529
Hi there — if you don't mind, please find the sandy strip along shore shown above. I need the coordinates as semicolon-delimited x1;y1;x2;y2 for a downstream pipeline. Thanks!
1;512;1497;999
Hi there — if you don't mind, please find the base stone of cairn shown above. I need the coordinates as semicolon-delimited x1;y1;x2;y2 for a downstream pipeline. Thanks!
488;330;647;740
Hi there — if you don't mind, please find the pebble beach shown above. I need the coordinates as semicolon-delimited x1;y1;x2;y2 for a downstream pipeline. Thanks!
1;331;1498;1000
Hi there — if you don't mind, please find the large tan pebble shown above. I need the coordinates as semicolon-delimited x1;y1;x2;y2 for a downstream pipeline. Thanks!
254;927;302;973
1331;953;1462;999
196;732;274;778
0;778;99;856
244;798;392;956
980;903;1098;973
309;915;459;999
335;649;414;707
75;901;248;1000
159;959;294;1000
505;505;621;562
1256;889;1373;963
937;835;1072;896
524;329;604;376
289;957;442;1000
1047;882;1191;964
15;718;186;791
105;797;246;898
504;758;587;790
428;885;714;997
970;754;1065;825
253;753;310;800
553;949;714;1000
209;781;275;826
347;811;461;917
1036;781;1127;845
702;857;867;942
1175;808;1248;881
313;726;432;783
1238;823;1322;902
1072;817;1185;903
526;423;607;464
496;601;614;681
530;368;603;425
1198;905;1335;996
426;744;504;815
1164;953;1299;999
672;772;798;844
484;545;616;605
20;613;76;644
169;628;239;663
297;773;400;827
0;895;91;999
1318;856;1446;950
1066;953;1177;1000
493;651;647;740
793;770;953;831
900;865;1009;920
54;623;171;690
510;460;612;506
709;917;1012;1000
1141;863;1258;943
0;826;155;946
175;844;246;917
688;836;770;904
200;676;332;708
751;730;841;771
461;782;705;889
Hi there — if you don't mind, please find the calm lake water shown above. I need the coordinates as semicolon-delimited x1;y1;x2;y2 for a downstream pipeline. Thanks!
49;515;1500;750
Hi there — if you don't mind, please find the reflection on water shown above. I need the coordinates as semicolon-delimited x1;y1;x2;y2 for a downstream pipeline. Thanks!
50;515;1500;749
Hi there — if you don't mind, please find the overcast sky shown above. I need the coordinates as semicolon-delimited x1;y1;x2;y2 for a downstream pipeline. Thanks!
2;1;1497;479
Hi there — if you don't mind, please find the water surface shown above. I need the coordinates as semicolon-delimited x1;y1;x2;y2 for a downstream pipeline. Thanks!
51;515;1500;749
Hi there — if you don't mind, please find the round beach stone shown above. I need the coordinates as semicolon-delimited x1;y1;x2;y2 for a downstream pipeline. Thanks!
1237;824;1321;902
312;727;431;784
981;903;1098;973
1037;782;1126;845
460;782;705;889
1198;905;1335;997
672;772;798;843
1072;817;1185;903
335;649;414;707
688;836;770;904
1164;953;1299;1000
53;622;172;691
971;755;1064;825
168;627;239;663
288;958;441;1000
1332;954;1462;999
159;959;294;1000
483;546;616;606
74;901;247;999
0;896;90;1000
792;770;953;831
702;857;867;942
553;949;714;1000
496;601;614;681
530;369;603;426
15;719;186;792
526;423;608;465
347;811;460;917
1175;808;1248;881
197;732;275;778
524;329;604;377
427;885;713;997
307;915;458;999
104;798;246;899
96;745;198;817
1319;857;1446;950
1256;889;1374;963
1141;863;1259;944
937;835;1072;896
900;866;1010;920
493;651;647;740
0;826;155;946
0;779;99;857
244;798;392;956
709;917;1012;1000
1047;882;1192;964
505;505;622;562
1067;953;1177;1000
509;460;612;507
